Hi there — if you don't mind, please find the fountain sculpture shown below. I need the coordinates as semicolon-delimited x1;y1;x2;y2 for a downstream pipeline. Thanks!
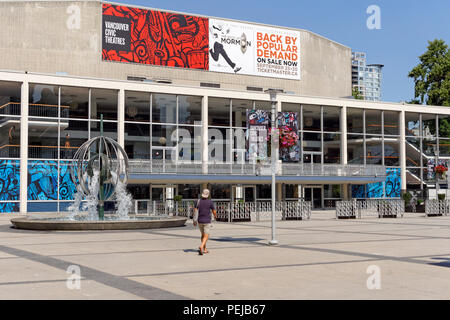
10;116;187;230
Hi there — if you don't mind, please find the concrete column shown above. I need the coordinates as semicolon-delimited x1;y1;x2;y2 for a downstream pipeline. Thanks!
20;81;29;214
400;109;407;192
118;88;125;148
340;106;347;165
277;183;282;201
202;95;208;174
342;184;349;200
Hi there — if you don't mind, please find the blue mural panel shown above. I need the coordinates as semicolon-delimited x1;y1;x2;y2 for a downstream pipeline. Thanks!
28;160;58;200
0;160;20;201
366;181;383;198
351;185;365;198
351;168;401;199
385;168;401;198
59;161;77;200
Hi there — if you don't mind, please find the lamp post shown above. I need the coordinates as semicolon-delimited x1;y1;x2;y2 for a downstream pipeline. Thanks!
265;88;283;246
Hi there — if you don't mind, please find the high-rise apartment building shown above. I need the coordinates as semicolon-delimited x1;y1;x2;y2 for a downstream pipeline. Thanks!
352;52;383;101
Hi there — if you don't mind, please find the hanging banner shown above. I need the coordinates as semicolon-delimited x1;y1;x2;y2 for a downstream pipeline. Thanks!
209;19;300;79
277;112;300;162
102;3;209;70
246;110;270;161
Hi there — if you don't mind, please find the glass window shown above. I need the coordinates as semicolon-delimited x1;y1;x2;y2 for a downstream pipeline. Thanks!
28;122;59;159
439;139;450;156
438;115;450;138
323;133;340;164
232;99;252;127
365;135;382;164
365;110;382;134
384;111;399;135
210;184;230;200
152;93;176;124
125;123;150;159
422;114;436;138
152;125;176;147
178;95;202;125
178;184;200;200
60;86;89;119
303;105;321;131
125;91;150;122
0;116;20;158
90;121;117;140
303;132;321;152
323;106;340;132
208;97;230;127
208;127;229;162
347;134;364;164
405;112;420;137
0;81;21;116
422;138;436;157
90;88;118;121
384;140;399;166
324;185;341;199
29;84;59;118
406;137;421;167
178;126;201;162
60;120;88;160
347;108;363;133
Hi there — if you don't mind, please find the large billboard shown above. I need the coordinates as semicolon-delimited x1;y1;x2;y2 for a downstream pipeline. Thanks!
209;19;301;80
101;4;301;80
102;3;209;70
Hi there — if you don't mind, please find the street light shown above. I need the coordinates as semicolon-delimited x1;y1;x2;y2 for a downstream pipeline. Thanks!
265;88;283;246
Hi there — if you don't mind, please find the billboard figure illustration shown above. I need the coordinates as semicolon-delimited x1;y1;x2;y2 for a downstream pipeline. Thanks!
209;25;241;73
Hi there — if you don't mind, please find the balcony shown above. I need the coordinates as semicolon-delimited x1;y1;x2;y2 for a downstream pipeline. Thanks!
128;160;386;181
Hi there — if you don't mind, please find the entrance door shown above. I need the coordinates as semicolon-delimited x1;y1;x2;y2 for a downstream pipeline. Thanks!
244;186;256;202
304;187;323;209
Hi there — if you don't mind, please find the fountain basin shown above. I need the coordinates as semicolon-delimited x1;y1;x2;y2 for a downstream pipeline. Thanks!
10;215;187;231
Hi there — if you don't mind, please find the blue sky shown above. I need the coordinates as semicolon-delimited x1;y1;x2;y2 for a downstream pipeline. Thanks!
113;0;450;103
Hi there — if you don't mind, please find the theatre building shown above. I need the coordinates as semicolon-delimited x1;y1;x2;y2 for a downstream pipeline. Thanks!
0;0;449;213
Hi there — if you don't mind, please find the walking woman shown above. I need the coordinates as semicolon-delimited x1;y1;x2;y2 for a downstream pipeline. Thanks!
193;189;217;255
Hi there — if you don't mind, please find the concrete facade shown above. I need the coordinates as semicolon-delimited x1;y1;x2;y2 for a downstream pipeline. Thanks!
0;0;352;98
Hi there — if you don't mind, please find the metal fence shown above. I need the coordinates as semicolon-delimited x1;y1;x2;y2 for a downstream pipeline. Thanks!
336;200;404;219
214;201;311;222
132;199;312;222
425;200;450;216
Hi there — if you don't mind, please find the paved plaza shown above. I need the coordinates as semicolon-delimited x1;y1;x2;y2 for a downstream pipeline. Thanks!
0;211;449;300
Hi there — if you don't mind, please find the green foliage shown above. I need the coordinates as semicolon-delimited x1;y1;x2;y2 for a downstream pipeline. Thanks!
438;193;446;201
402;192;412;204
174;195;183;202
352;87;364;100
408;39;450;107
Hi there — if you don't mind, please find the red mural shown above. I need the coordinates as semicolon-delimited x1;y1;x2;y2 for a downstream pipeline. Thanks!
102;3;209;70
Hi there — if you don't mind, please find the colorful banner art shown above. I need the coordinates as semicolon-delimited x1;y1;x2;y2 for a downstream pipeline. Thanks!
246;110;270;161
28;161;58;201
102;3;209;70
277;112;300;162
0;160;20;213
209;19;300;79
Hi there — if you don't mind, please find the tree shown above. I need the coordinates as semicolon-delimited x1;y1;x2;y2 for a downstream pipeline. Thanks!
408;39;450;107
352;87;364;100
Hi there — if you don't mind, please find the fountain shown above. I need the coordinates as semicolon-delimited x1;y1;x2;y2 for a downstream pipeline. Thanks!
10;116;187;230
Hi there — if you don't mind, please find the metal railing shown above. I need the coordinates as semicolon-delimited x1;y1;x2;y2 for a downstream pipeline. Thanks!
336;199;404;219
129;159;386;177
0;102;69;118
